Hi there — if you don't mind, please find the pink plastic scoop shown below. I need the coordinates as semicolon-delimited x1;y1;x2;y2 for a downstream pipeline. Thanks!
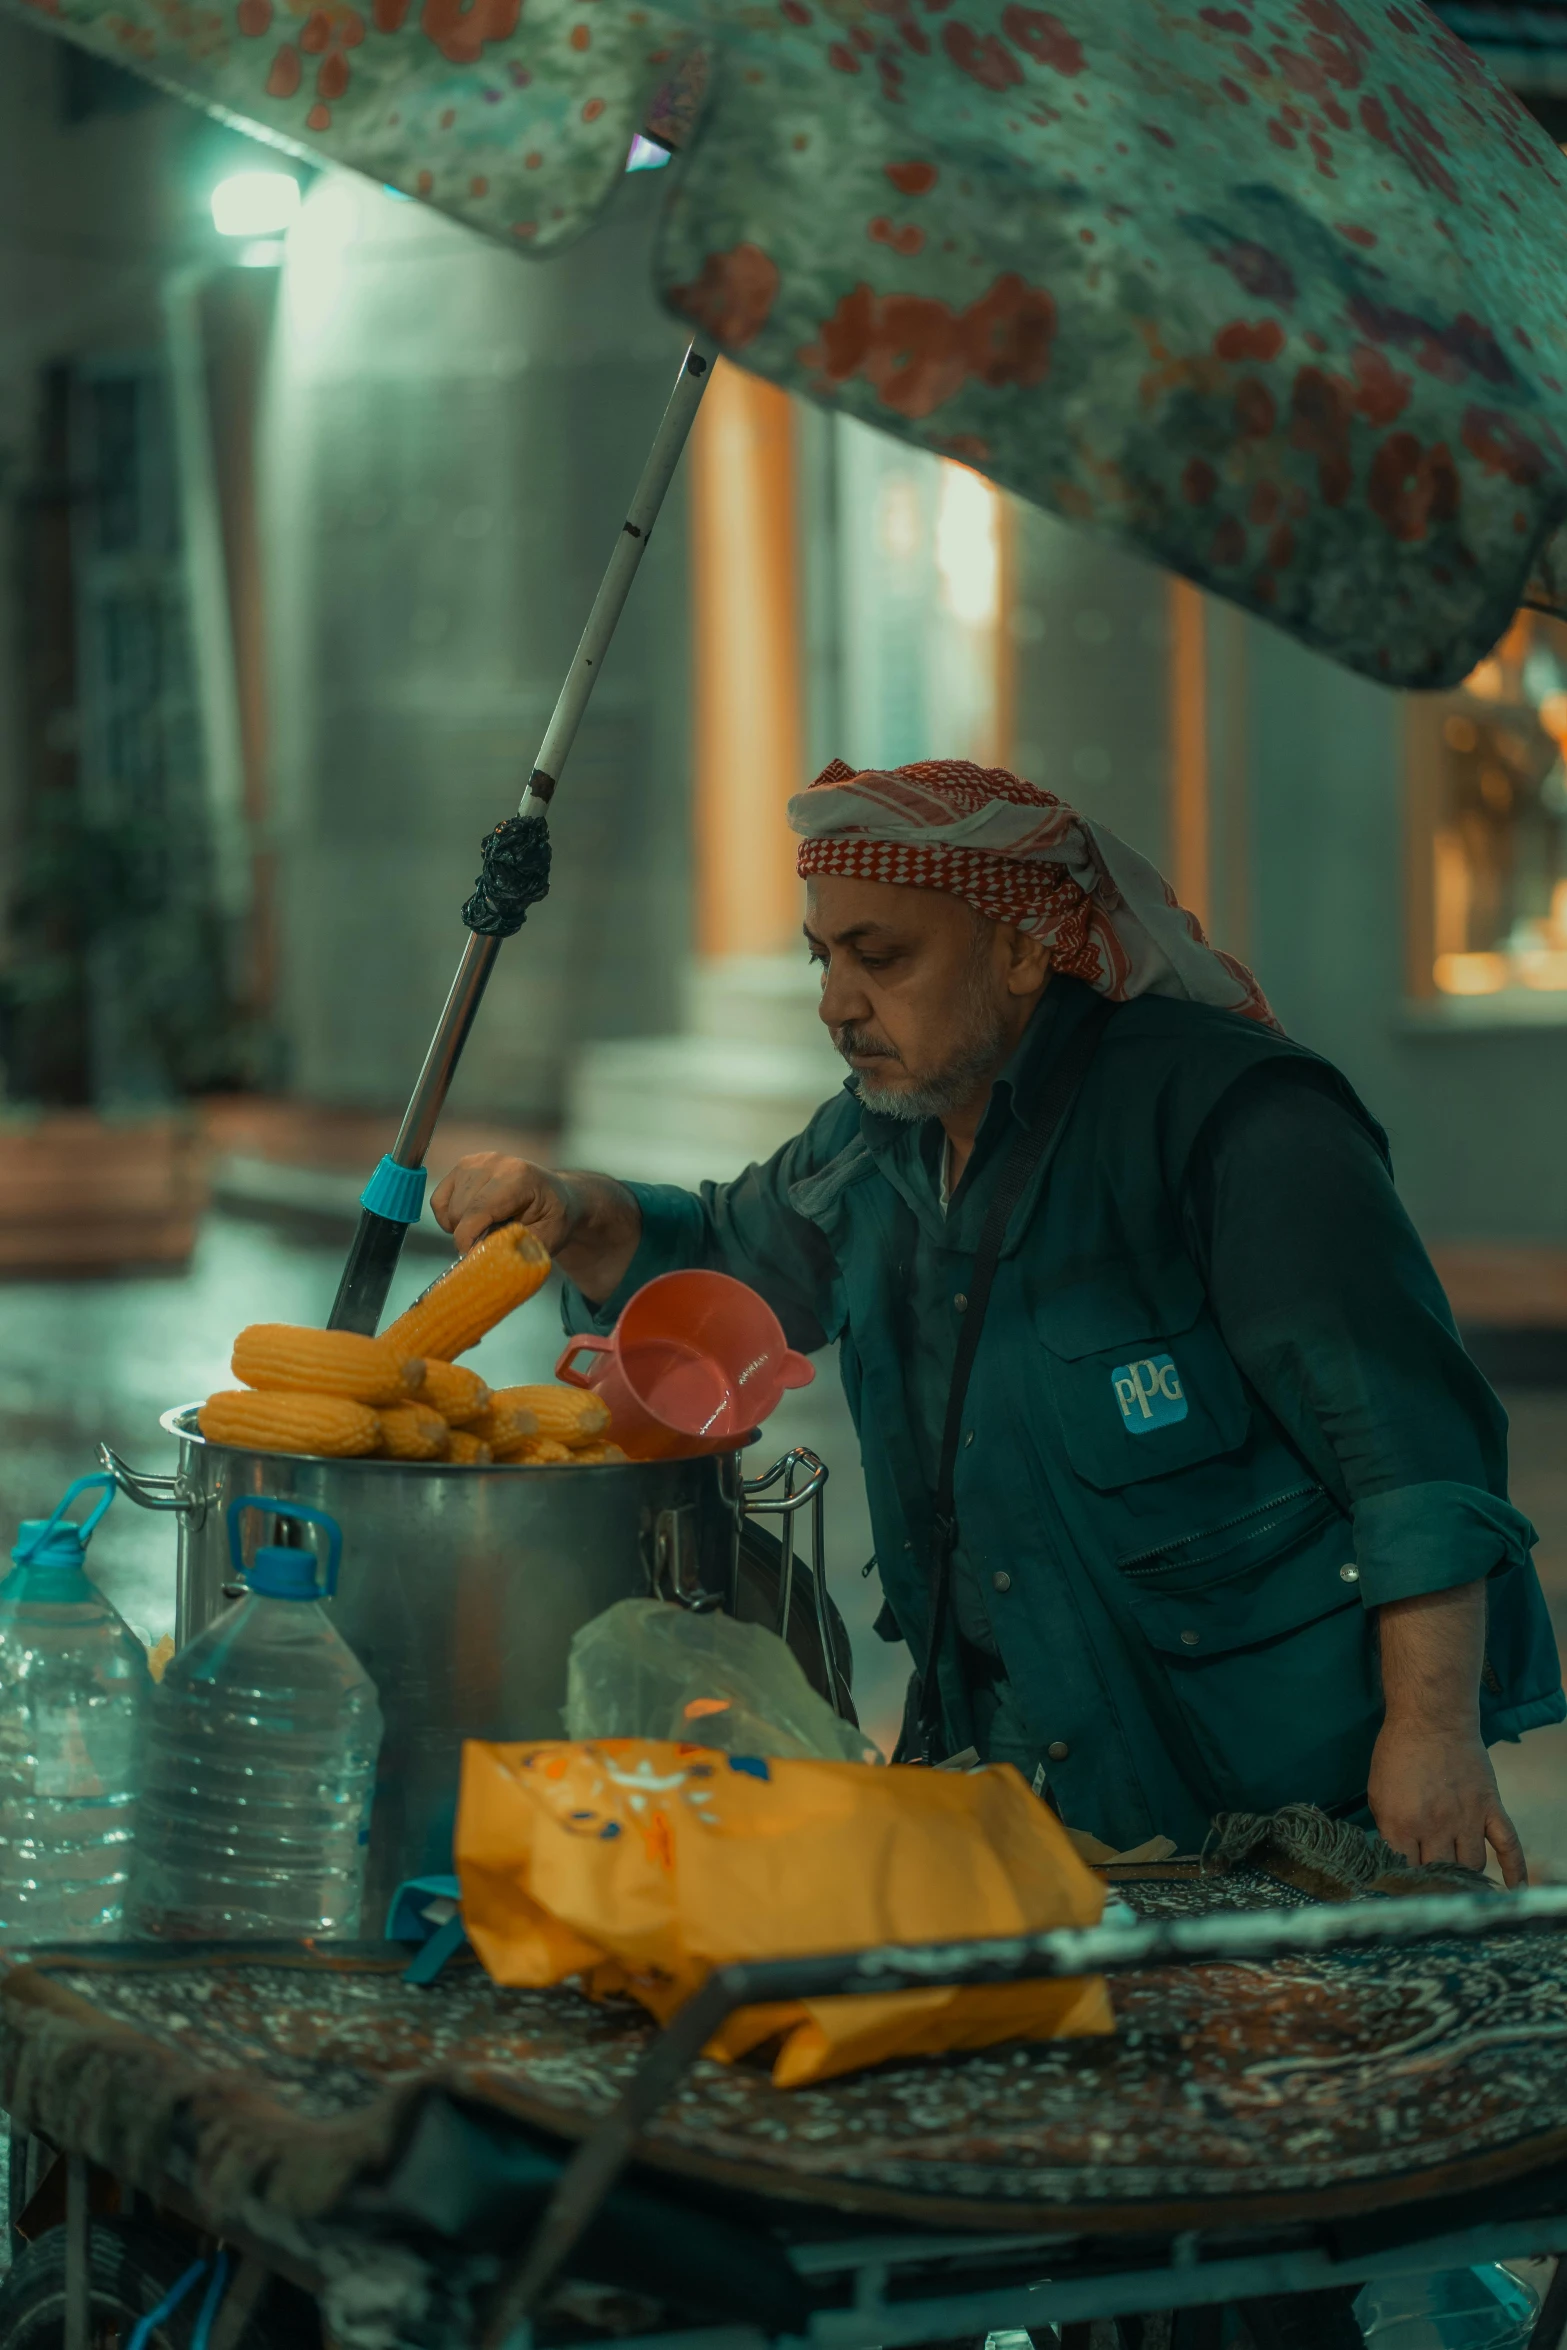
557;1269;815;1459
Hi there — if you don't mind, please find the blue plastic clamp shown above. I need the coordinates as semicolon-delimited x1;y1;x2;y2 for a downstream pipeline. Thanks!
387;1873;468;1985
360;1156;428;1226
227;1496;343;1598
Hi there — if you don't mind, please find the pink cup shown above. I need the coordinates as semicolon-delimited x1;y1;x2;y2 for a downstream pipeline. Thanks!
556;1270;815;1460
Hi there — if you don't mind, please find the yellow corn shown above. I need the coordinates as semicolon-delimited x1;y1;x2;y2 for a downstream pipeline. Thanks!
417;1360;492;1427
468;1398;540;1452
495;1434;574;1466
487;1383;609;1446
445;1429;494;1465
571;1442;628;1466
231;1324;410;1407
376;1401;451;1461
381;1223;551;1363
199;1390;380;1458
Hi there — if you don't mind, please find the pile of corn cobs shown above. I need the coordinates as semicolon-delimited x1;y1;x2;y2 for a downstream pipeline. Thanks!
199;1222;624;1465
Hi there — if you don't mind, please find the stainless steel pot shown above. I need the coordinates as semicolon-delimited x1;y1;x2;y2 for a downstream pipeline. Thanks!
102;1407;831;1930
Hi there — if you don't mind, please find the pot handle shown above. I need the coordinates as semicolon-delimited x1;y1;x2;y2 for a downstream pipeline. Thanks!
779;1351;816;1393
97;1444;200;1519
555;1336;611;1389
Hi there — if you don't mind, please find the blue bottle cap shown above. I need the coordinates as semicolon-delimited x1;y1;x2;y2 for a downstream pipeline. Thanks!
5;1473;116;1604
245;1545;326;1601
228;1497;341;1601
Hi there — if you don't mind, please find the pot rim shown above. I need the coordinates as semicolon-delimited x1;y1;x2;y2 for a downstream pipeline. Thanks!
161;1403;752;1471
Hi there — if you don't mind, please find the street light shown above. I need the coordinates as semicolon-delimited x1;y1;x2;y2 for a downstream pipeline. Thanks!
209;170;301;238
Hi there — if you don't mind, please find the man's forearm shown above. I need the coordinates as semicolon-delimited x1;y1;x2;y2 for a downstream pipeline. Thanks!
1369;1577;1525;1882
552;1171;643;1304
1377;1578;1486;1730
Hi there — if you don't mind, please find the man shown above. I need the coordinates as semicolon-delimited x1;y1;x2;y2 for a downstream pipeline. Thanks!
433;756;1562;1876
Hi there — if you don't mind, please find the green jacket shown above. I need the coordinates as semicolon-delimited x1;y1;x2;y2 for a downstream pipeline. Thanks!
563;977;1562;1850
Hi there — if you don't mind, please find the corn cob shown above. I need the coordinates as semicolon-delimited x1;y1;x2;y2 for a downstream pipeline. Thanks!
380;1223;551;1363
200;1390;380;1458
445;1430;494;1466
486;1383;610;1446
231;1324;410;1406
468;1398;540;1452
376;1401;452;1461
571;1442;628;1466
417;1360;492;1427
495;1434;575;1466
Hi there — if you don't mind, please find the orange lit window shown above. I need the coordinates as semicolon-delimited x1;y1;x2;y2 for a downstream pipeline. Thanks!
1418;612;1567;1000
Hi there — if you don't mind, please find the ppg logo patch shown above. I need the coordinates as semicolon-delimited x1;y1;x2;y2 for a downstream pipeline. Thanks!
1112;1355;1187;1433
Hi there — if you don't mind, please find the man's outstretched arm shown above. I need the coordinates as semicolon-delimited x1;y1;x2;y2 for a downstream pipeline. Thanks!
429;1094;854;1352
1184;1061;1541;1885
1373;1580;1525;1885
430;1156;642;1303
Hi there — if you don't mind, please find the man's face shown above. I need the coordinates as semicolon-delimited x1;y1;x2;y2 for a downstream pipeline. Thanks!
804;874;1048;1120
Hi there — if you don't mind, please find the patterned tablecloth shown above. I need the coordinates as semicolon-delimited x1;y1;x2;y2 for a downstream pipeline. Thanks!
5;1854;1566;2246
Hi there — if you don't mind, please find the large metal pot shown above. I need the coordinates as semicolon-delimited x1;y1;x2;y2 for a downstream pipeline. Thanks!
102;1408;832;1931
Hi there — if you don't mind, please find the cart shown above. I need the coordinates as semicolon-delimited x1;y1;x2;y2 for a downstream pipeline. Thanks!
3;1822;1567;2350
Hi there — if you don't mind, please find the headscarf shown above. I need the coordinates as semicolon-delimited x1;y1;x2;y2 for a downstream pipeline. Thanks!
790;757;1278;1028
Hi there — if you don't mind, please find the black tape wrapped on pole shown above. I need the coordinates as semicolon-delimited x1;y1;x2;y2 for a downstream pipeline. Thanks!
461;811;553;937
328;341;713;1337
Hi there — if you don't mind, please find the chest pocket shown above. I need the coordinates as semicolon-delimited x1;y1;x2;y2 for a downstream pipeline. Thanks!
1034;1253;1251;1495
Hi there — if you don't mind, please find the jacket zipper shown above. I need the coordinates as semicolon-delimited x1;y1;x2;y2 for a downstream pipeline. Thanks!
1116;1482;1322;1576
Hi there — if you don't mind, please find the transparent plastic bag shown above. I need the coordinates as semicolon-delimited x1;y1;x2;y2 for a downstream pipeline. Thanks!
564;1598;882;1764
1353;2268;1539;2350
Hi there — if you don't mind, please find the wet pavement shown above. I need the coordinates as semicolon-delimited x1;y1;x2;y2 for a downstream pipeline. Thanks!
0;1205;1561;1869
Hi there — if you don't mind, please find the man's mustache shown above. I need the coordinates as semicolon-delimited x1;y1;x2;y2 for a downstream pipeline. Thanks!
835;1026;902;1065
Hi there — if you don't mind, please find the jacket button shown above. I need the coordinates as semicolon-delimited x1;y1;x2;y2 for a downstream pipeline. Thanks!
992;1571;1012;1593
954;1293;968;1312
1339;1562;1360;1583
1046;1739;1070;1762
1180;1629;1200;1647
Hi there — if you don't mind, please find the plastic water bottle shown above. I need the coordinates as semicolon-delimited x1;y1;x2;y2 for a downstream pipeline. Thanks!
0;1473;149;1943
129;1497;382;1940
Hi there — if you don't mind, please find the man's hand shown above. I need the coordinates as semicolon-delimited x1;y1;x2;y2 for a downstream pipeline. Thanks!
1368;1718;1525;1884
429;1154;642;1301
430;1154;574;1255
1370;1580;1527;1886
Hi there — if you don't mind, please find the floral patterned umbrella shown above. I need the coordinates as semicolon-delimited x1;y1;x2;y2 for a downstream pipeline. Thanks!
11;0;1567;687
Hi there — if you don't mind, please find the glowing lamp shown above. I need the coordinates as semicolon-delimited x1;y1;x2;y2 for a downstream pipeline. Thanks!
210;172;302;239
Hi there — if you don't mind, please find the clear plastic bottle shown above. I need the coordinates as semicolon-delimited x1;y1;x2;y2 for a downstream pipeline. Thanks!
129;1497;383;1941
0;1473;149;1943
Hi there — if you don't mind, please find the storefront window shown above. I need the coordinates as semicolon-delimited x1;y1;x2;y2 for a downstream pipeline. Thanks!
1423;612;1567;999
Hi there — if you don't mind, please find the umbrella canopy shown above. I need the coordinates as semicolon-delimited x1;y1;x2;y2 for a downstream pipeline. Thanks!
10;0;1567;687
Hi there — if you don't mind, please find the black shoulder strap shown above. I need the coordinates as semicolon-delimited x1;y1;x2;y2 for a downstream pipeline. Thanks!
918;992;1117;1762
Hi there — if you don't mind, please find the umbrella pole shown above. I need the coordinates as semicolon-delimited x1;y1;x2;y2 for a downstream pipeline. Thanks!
327;337;715;1335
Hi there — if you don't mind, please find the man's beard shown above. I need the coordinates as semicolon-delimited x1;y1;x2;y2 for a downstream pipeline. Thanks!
836;947;1010;1122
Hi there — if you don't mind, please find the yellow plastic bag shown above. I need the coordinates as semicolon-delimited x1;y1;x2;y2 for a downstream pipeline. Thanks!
456;1739;1112;2086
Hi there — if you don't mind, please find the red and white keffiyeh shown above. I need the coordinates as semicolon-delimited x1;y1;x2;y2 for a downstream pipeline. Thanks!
791;758;1277;1028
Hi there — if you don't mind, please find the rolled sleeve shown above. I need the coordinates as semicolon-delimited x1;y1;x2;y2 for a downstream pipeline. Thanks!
558;1184;712;1337
1351;1481;1539;1608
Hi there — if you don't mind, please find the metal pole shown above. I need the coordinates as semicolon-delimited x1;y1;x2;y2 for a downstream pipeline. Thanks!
64;2153;89;2350
164;266;253;933
328;337;714;1334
